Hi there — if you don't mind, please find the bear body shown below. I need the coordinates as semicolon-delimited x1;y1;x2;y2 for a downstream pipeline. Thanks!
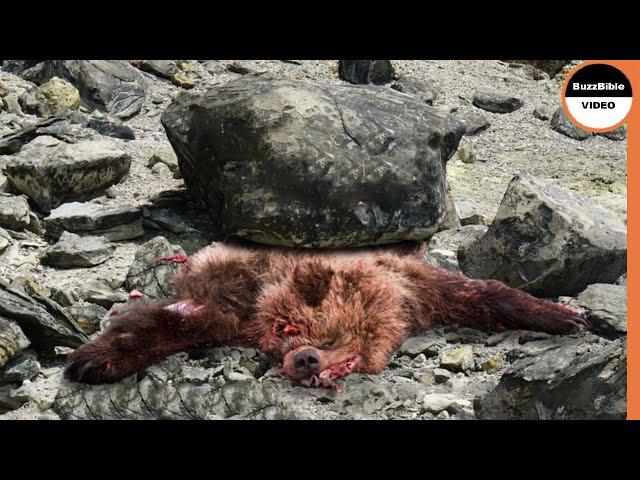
64;242;586;390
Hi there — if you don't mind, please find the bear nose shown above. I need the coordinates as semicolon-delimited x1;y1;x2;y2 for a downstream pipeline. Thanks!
294;349;320;374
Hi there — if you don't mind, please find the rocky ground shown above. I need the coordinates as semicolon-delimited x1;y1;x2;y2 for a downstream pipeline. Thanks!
0;60;627;420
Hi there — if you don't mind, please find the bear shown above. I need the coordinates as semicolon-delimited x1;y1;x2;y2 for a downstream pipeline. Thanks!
63;241;587;391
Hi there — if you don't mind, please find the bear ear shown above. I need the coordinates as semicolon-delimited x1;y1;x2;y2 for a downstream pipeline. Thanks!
292;260;334;307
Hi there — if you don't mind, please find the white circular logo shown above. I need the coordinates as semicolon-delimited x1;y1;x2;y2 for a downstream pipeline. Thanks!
563;63;632;131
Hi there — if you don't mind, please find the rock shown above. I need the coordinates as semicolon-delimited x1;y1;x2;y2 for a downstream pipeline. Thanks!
44;201;143;241
457;146;477;164
550;108;591;140
0;117;76;155
0;227;10;253
75;280;127;309
10;367;62;411
49;287;80;307
440;346;475;372
451;108;490;135
147;149;179;173
338;60;395;85
161;76;464;248
66;111;135;140
439;181;460;230
35;77;80;117
63;302;108;334
142;208;196;234
475;338;626;419
459;174;627;297
533;103;555;121
0;352;40;385
226;62;261;75
472;92;523;113
572;284;626;338
504;60;570;78
460;213;487;226
132;60;179;80
4;136;131;213
2;94;23;114
20;60;146;119
40;231;114;268
390;75;438;104
0;385;24;413
203;61;224;75
151;162;171;176
0;193;41;233
428;225;488;252
433;368;452;384
399;332;446;357
172;74;196;89
0;281;88;353
125;236;186;299
599;125;627;141
422;248;460;272
480;356;504;373
420;393;472;414
0;317;30;368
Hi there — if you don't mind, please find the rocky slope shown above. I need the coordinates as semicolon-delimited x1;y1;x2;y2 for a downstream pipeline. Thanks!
0;60;627;420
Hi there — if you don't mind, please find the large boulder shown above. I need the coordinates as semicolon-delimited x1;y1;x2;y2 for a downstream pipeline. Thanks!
161;76;465;247
459;174;627;297
35;77;80;117
17;60;146;119
4;136;131;213
571;284;626;339
475;338;626;419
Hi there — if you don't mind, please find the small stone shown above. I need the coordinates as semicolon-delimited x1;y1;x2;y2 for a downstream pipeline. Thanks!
472;92;523;113
0;317;31;368
550;108;592;140
3;94;23;114
533;103;555;121
64;302;108;334
151;162;172;176
399;333;446;357
147;149;179;173
460;213;487;226
440;346;475;372
422;248;460;272
451;108;490;135
480;356;504;373
75;280;127;309
0;193;40;233
172;74;196;89
457;146;477;164
434;368;453;384
599;125;627;141
338;60;395;85
418;370;436;386
0;353;40;385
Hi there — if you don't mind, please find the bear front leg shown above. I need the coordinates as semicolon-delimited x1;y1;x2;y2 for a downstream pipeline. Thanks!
64;299;238;384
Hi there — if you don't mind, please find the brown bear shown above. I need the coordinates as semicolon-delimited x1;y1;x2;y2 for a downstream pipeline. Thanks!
64;242;587;391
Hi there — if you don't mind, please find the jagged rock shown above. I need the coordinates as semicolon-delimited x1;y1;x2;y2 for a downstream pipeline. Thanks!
0;317;30;368
390;75;438;104
0;281;88;353
63;302;108;334
550;108;592;140
66;111;135;140
3;136;131;212
18;60;146;119
125;236;186;299
147;149;179;173
338;60;395;85
475;338;626;419
161;76;464;247
459;174;627;297
599;125;627;141
472;92;523;113
572;283;626;338
399;332;446;357
44;201;143;241
142;208;196;234
439;346;475;372
451;108;491;135
132;60;179;80
422;248;460;272
35;76;80;117
0;193;41;233
75;280;127;309
0;117;89;155
40;231;114;268
0;352;40;385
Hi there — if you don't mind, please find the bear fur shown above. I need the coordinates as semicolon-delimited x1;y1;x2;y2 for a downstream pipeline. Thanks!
64;242;587;390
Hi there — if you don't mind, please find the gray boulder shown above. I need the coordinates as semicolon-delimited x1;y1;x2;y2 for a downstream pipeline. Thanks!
0;281;88;353
0;193;41;233
125;236;186;299
572;283;626;338
161;76;465;247
472;92;523;113
475;338;626;419
44;201;143;241
338;60;395;85
550;108;592;140
390;75;438;105
40;231;114;268
459;174;627;297
450;108;491;135
4;136;131;213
